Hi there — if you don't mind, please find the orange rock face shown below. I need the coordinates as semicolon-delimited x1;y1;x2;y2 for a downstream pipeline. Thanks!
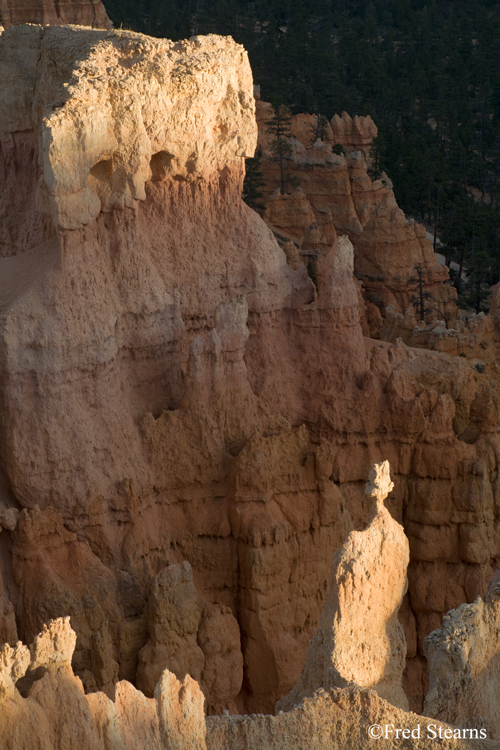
0;24;499;723
0;24;355;715
0;0;112;29
424;582;500;740
330;111;378;158
256;98;457;325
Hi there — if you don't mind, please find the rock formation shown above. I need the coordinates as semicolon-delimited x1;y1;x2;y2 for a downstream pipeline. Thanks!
1;584;497;747
136;561;243;714
277;461;409;713
12;504;123;697
424;578;500;740
254;89;377;159
0;639;30;692
330;111;378;158
0;616;207;750
0;21;500;723
209;688;494;749
0;23;354;714
255;97;457;324
380;305;500;366
0;0;112;29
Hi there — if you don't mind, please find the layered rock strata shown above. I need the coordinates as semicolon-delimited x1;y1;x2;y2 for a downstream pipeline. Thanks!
0;0;112;29
277;461;409;712
381;306;500;360
136;560;243;715
0;23;499;719
2;479;499;750
255;98;457;324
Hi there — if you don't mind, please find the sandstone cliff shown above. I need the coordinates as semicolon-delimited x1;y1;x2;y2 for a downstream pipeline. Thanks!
0;22;499;722
0;0;112;29
255;96;457;327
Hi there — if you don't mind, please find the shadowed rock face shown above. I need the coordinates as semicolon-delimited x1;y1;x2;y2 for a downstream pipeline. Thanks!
136;560;244;715
424;579;500;740
0;0;112;29
0;23;499;719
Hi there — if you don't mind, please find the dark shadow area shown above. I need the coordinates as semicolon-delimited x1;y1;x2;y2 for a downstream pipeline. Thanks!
150;151;175;181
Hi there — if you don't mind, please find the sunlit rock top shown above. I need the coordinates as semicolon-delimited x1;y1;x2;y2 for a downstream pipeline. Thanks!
0;25;257;229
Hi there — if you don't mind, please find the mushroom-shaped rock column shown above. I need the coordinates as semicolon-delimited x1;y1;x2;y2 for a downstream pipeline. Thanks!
276;460;410;712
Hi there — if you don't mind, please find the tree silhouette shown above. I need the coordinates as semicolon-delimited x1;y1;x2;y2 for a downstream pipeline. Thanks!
266;103;293;195
310;113;330;144
242;147;266;211
408;264;451;327
368;137;383;181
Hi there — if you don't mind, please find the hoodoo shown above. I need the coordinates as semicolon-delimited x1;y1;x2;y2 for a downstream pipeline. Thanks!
0;20;500;749
277;461;410;713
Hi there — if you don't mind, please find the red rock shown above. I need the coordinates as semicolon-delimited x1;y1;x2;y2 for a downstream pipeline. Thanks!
0;0;112;28
330;111;378;158
256;99;458;325
0;25;499;721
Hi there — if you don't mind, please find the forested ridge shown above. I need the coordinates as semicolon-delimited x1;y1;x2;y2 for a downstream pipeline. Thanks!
104;0;500;309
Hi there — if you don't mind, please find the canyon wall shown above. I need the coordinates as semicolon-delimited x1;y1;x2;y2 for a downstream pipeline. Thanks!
0;0;112;29
0;22;499;725
255;96;457;327
0;23;357;715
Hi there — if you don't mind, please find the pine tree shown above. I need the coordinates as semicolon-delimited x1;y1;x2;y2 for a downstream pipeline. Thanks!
408;264;448;324
368;136;383;181
310;113;330;144
242;147;266;211
266;103;293;195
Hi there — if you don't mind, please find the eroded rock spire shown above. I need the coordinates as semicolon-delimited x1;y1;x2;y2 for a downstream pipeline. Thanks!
277;460;410;712
365;459;395;508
